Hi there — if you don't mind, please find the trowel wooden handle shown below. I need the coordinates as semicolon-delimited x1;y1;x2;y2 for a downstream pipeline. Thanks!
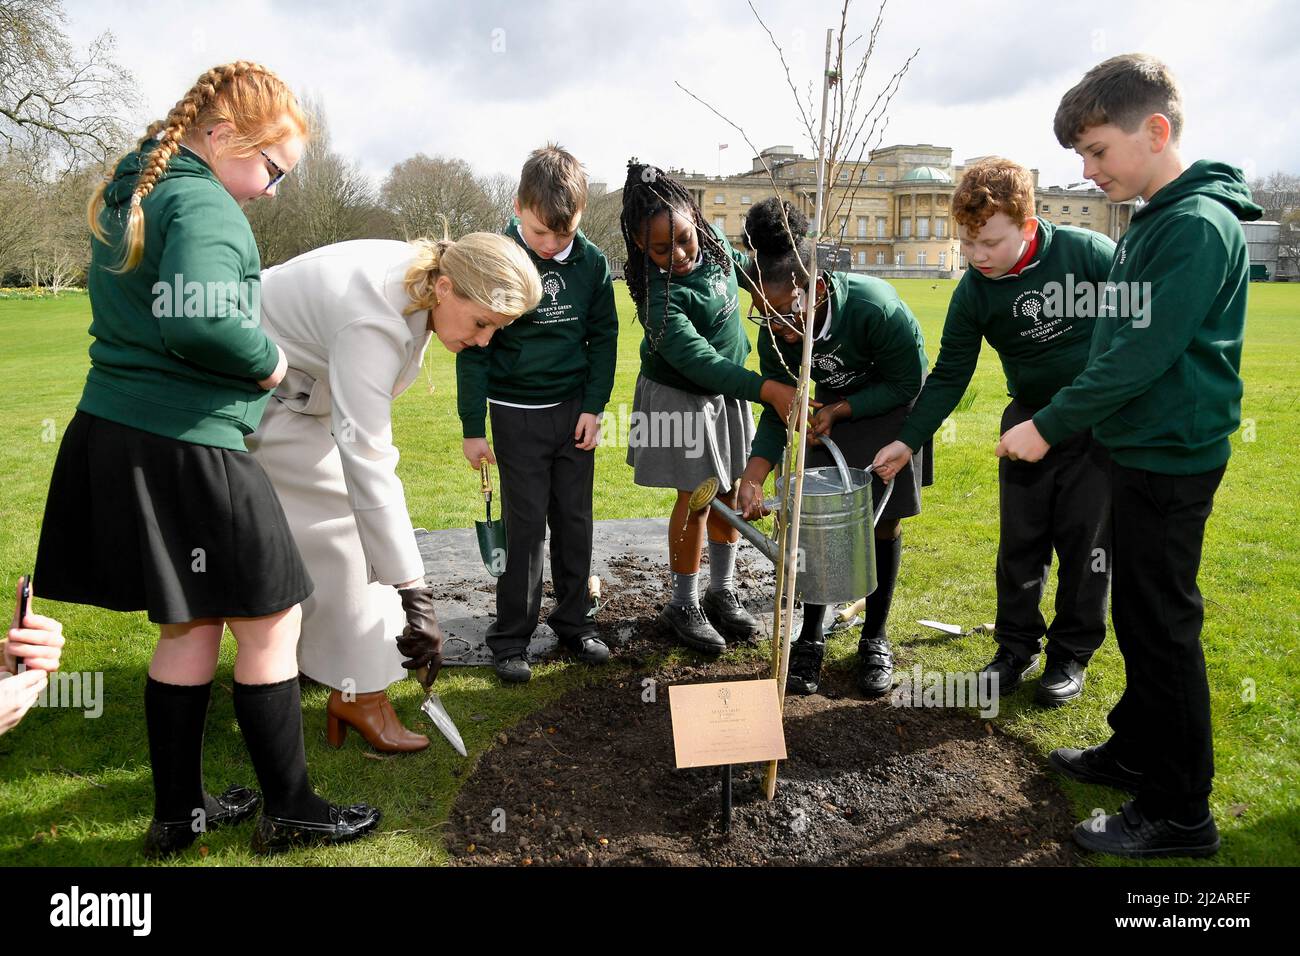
588;575;601;600
479;461;492;497
837;597;867;622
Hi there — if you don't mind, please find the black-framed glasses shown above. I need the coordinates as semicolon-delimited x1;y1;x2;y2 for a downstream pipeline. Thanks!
745;285;829;337
259;150;287;191
746;300;803;334
205;129;289;192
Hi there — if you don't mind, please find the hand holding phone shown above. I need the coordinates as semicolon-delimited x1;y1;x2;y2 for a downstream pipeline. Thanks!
6;577;63;674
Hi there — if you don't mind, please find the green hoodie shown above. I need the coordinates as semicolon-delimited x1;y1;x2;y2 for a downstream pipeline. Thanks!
456;217;618;439
896;219;1115;451
79;143;279;451
634;227;767;402
1033;161;1262;474
751;271;927;465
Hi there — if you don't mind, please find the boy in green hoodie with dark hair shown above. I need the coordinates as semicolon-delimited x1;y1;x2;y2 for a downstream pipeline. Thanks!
997;53;1262;858
457;143;618;684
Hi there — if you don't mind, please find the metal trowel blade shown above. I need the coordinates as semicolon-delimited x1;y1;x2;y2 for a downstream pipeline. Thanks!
917;619;964;635
420;691;467;756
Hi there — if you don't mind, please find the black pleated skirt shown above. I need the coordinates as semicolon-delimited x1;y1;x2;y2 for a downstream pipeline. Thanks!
34;411;313;624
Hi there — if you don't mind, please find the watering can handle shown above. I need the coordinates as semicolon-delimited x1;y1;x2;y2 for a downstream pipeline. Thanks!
869;464;895;526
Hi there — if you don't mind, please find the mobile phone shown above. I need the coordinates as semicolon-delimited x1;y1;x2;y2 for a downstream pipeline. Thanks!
11;574;30;674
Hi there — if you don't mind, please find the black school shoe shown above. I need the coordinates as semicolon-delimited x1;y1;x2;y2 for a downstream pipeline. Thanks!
785;641;825;696
142;785;261;859
559;632;610;665
856;636;894;697
1049;741;1144;792
981;648;1040;695
659;603;726;654
493;652;533;684
701;589;761;641
1072;800;1220;859
1036;659;1086;707
251;803;382;855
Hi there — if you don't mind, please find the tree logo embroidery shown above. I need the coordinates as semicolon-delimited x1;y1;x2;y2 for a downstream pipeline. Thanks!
540;271;566;305
708;272;728;299
1014;290;1047;324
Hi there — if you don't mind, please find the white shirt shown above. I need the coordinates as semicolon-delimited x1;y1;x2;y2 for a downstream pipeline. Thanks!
259;240;431;586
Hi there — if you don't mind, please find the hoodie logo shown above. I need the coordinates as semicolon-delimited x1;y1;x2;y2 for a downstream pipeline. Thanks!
708;272;728;299
1117;241;1127;265
540;271;566;306
1014;290;1047;324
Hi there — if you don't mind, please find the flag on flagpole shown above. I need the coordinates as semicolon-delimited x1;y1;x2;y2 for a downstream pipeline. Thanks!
718;144;729;150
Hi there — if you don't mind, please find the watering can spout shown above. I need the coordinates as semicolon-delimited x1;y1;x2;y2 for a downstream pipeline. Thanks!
687;478;781;566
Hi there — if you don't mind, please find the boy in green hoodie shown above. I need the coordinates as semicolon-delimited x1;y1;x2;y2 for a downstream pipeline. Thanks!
457;144;618;684
875;158;1116;707
997;54;1262;857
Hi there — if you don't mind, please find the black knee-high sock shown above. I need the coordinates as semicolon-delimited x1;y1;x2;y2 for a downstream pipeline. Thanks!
232;677;331;823
145;677;213;823
861;534;902;648
798;604;827;644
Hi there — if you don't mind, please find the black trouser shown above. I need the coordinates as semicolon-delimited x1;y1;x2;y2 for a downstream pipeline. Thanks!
1106;461;1225;823
995;399;1111;665
486;398;595;657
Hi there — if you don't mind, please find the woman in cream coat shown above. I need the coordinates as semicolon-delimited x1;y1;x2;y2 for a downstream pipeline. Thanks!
248;235;541;752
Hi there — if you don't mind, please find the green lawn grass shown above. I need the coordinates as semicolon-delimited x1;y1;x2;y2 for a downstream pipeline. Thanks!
1;280;1296;867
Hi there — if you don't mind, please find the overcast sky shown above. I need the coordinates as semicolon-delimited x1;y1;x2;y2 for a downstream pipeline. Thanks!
64;0;1299;193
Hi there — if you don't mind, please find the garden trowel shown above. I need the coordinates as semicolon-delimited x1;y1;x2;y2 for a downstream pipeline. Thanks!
474;460;506;577
414;663;466;757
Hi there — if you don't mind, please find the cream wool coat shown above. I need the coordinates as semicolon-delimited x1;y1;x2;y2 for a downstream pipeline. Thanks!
247;240;432;693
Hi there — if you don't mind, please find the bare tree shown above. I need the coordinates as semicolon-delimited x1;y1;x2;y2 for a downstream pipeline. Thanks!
0;154;40;277
246;96;383;265
481;171;518;233
1248;170;1300;222
0;0;137;176
381;154;501;239
579;186;622;262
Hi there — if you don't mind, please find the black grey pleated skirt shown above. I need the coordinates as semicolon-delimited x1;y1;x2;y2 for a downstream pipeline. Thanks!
34;411;313;624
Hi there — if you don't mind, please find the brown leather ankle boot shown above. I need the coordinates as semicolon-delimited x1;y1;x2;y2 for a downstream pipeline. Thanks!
326;689;429;753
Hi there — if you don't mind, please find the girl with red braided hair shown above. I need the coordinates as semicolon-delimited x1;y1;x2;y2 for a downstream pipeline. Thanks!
34;62;381;857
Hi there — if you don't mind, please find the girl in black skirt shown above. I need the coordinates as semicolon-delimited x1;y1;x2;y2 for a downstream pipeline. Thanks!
736;199;930;697
33;62;379;857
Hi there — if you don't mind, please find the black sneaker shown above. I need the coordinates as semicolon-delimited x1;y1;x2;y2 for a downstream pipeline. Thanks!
981;648;1040;694
856;636;894;697
1072;800;1219;859
785;641;825;696
659;603;727;654
251;803;382;855
701;588;761;641
492;652;533;684
1049;741;1144;792
1036;658;1086;707
142;785;261;859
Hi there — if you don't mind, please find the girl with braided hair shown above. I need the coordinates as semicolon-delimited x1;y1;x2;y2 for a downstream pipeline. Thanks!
735;197;930;698
620;162;798;654
34;62;380;857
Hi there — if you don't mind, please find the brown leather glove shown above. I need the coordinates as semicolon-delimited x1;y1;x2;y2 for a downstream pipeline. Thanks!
396;585;443;682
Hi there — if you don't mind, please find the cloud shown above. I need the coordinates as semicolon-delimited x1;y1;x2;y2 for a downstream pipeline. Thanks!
60;0;1299;199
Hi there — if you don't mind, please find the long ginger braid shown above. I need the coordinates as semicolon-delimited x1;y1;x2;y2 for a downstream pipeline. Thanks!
87;61;306;272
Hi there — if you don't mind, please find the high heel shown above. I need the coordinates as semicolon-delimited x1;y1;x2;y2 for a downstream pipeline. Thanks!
326;712;347;748
326;688;429;753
